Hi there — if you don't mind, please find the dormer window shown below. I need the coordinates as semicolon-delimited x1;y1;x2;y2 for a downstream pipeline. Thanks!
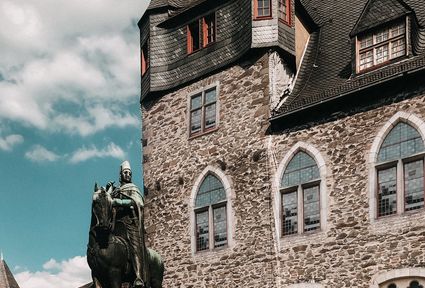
357;20;407;73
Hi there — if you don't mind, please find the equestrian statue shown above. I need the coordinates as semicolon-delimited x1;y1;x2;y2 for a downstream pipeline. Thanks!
87;161;164;288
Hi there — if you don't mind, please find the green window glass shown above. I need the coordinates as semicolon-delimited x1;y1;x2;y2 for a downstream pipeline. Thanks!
281;151;321;236
376;122;425;217
378;122;424;163
195;174;227;251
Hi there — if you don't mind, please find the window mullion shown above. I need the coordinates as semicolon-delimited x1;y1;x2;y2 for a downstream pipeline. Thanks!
298;185;303;234
208;206;214;250
201;91;206;132
397;159;403;214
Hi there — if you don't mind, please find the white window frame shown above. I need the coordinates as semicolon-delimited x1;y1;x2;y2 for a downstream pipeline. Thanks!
273;142;328;242
356;17;408;73
189;165;235;256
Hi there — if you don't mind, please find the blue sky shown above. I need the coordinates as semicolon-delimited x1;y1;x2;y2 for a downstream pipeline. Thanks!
0;1;149;287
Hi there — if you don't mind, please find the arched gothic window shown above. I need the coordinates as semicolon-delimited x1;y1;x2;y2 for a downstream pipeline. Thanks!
194;174;227;251
376;122;425;217
280;151;320;235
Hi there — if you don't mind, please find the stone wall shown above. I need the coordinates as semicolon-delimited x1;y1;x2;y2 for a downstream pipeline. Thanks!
270;95;425;287
142;51;275;287
141;49;425;287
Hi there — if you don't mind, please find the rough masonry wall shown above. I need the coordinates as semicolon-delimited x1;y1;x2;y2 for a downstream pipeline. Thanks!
142;52;276;287
142;49;425;287
271;94;425;287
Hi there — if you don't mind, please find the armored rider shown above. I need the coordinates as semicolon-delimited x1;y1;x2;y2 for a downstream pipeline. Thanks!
107;161;148;288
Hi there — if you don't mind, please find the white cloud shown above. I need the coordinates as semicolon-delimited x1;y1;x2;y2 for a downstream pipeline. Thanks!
69;143;125;164
53;106;138;136
25;145;60;162
15;256;91;288
0;134;23;151
0;0;146;136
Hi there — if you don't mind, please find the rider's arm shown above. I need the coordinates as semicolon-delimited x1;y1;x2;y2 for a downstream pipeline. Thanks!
112;199;132;206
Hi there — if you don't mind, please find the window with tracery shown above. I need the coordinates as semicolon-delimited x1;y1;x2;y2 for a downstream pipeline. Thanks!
376;122;425;217
195;174;227;251
280;151;320;236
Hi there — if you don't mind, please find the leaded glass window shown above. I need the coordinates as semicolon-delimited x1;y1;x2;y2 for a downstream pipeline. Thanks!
281;151;321;236
357;20;407;73
195;174;227;251
376;122;425;218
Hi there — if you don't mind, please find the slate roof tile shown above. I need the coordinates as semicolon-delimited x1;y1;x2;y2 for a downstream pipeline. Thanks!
273;0;425;118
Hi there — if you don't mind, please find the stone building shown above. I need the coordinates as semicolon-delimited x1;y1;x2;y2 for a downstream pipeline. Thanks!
138;0;425;287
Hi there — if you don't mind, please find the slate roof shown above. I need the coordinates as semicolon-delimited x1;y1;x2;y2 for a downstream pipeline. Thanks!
147;0;203;11
272;0;425;119
350;0;412;36
0;260;20;288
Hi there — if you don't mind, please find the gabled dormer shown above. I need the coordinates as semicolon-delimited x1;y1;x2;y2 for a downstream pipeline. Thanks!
350;0;418;74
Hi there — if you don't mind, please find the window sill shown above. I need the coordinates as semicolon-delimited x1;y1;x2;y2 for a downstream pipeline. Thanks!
278;18;291;26
253;16;273;21
189;127;219;140
187;48;201;55
202;41;216;49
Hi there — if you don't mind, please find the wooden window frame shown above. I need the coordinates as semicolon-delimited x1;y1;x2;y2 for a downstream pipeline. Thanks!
202;13;216;47
376;153;425;219
141;39;149;76
278;0;291;25
187;20;200;54
356;18;408;73
281;179;321;237
254;0;272;20
189;86;218;138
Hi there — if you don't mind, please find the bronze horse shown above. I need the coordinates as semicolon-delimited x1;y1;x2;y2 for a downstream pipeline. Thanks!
87;184;164;288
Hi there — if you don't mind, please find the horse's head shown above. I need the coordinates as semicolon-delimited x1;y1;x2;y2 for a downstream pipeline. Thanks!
92;183;113;231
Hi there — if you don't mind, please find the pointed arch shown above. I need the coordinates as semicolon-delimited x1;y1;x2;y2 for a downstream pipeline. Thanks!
369;112;425;221
273;142;328;241
189;165;235;255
